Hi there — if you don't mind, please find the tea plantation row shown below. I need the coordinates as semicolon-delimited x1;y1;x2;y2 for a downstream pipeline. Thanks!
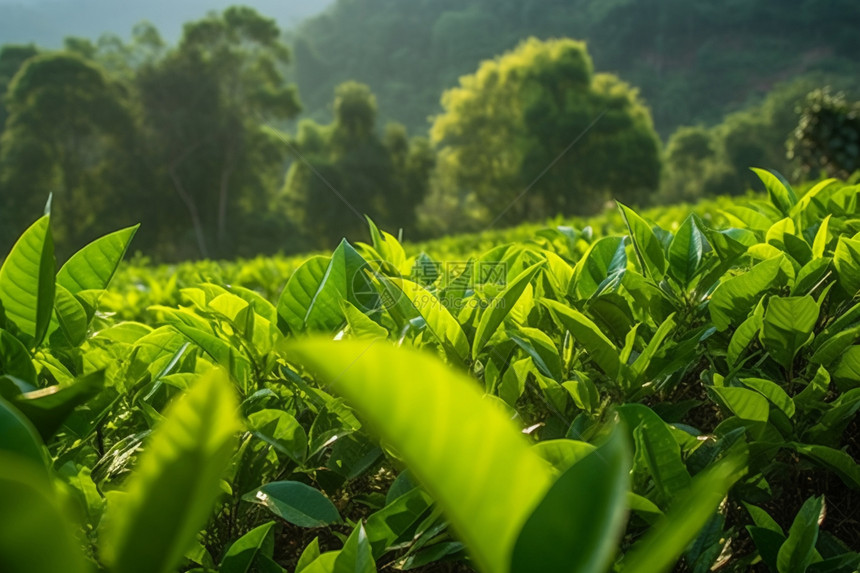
0;169;858;572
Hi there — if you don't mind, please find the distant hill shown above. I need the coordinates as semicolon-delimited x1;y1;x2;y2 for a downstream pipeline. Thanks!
290;0;860;137
0;0;333;47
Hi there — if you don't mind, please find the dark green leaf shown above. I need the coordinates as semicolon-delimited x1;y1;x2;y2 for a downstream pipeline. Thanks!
242;481;343;527
510;425;630;573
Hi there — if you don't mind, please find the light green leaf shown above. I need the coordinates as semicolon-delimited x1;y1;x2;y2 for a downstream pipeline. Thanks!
287;339;555;573
247;409;308;463
99;370;241;573
170;323;251;389
334;523;376;573
509;327;563;382
832;346;860;392
709;256;786;331
752;168;797;216
0;454;89;573
741;378;796;418
0;395;49;469
341;300;388;340
278;241;369;334
622;451;748;573
365;488;433;558
760;296;819;370
542;298;620;379
296;538;321;573
390;277;469;362
728;302;764;367
510;425;630;573
219;521;277;573
472;262;544;359
812;215;831;259
710;386;769;422
834;237;860;296
571;236;627;299
619;404;691;504
776;496;823;573
668;215;706;286
618;202;667;281
53;284;89;346
57;225;138;294
242;481;342;527
0;216;55;347
630;313;676;385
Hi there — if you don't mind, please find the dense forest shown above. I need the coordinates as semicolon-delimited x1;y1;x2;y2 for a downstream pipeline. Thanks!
0;0;859;261
292;0;860;136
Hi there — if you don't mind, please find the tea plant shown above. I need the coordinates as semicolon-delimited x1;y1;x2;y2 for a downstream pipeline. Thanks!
0;169;858;573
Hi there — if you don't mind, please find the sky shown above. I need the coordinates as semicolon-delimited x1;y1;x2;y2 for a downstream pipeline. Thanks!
0;0;334;46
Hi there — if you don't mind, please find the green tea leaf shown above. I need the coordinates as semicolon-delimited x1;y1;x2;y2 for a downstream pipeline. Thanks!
220;521;277;573
510;425;630;573
12;371;104;441
99;369;241;573
288;339;555;573
710;256;786;331
242;481;343;527
365;488;433;558
752;168;797;216
390;277;469;362
622;451;748;573
247;409;308;463
0;216;55;347
618;202;667;281
741;378;795;418
834;237;860;296
334;523;376;573
776;496;823;573
0;454;89;573
668;215;706;286
52;284;89;346
710;386;770;423
57;225;138;294
571;236;627;299
278;241;370;334
790;444;860;489
472;262;544;359
760;296;819;370
0;328;36;384
0;395;48;469
542;298;620;379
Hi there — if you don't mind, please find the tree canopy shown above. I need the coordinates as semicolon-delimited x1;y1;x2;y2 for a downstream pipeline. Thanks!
283;81;434;248
0;53;138;251
291;0;860;137
430;38;661;226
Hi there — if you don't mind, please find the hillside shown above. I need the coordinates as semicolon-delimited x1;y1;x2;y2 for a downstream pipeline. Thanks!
0;0;333;46
291;0;860;136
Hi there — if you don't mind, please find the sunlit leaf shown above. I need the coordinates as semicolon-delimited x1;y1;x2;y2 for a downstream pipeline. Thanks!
288;339;555;573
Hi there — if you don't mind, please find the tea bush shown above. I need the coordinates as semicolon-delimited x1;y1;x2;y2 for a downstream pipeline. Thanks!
0;169;858;572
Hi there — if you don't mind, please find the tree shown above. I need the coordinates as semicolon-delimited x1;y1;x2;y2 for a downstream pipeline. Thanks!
0;44;38;135
136;6;300;259
283;81;435;248
659;76;857;201
659;125;718;203
0;53;138;252
788;89;860;179
431;38;661;225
